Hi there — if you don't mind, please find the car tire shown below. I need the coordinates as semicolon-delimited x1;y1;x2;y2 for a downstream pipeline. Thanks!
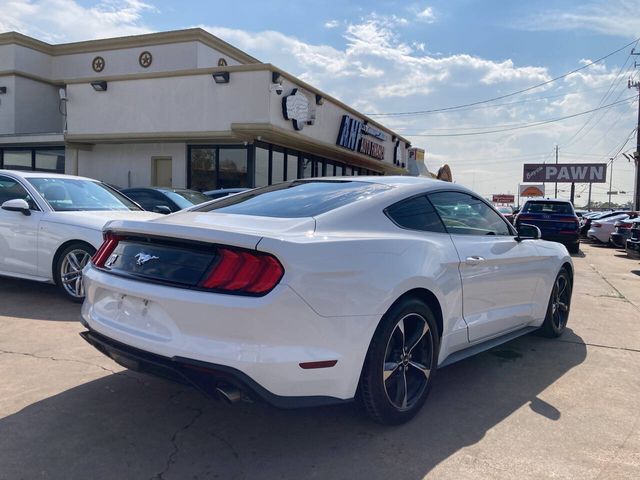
54;242;96;303
359;297;439;425
539;268;572;338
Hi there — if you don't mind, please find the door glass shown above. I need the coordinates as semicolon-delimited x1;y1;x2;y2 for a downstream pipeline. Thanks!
272;149;284;184
190;148;216;191
218;148;248;188
255;146;269;187
429;191;511;236
286;152;298;180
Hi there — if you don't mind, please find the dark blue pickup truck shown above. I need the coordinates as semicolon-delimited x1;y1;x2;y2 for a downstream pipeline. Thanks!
515;199;580;253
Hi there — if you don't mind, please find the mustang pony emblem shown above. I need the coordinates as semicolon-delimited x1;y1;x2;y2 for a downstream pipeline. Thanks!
134;252;159;266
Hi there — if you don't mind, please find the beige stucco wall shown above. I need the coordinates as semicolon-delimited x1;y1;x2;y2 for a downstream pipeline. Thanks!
72;143;187;188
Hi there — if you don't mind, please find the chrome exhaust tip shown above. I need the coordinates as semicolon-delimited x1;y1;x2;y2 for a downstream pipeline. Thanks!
215;385;242;405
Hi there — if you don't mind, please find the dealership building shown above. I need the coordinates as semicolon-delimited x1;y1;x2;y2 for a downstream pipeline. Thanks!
0;28;411;191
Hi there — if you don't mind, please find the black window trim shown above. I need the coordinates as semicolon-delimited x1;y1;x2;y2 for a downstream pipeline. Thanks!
427;188;517;237
0;146;65;173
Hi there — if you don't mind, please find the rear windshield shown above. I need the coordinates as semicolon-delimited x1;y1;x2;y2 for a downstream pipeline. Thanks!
164;190;211;208
194;180;391;218
522;201;574;215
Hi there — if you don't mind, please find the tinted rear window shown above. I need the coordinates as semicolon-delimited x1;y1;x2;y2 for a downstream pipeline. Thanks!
522;201;574;215
194;180;391;218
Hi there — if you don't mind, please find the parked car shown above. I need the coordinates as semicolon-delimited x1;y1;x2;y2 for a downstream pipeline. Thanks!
626;222;640;259
203;188;250;200
496;206;515;224
581;210;630;237
514;199;580;253
121;187;211;213
610;216;640;248
587;213;634;244
0;170;159;301
81;177;573;425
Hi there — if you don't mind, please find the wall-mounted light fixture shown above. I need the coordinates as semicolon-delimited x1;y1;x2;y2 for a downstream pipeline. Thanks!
0;86;6;94
272;72;282;84
212;71;230;84
391;135;396;142
315;94;324;105
91;81;107;91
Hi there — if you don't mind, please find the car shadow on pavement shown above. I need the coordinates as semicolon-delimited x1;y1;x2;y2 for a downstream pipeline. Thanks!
0;331;587;480
0;277;79;321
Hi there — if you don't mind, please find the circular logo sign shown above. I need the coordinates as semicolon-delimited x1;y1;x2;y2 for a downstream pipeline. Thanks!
139;51;152;68
92;56;105;72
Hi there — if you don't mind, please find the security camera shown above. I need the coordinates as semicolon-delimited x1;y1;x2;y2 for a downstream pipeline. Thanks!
270;83;283;95
58;88;67;101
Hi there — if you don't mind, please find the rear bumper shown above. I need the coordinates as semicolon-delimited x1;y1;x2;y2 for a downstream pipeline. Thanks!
587;228;610;243
539;233;580;246
610;233;628;248
80;328;347;408
626;239;640;259
80;264;379;402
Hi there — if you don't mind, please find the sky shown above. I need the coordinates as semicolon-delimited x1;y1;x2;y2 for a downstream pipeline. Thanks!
2;0;640;204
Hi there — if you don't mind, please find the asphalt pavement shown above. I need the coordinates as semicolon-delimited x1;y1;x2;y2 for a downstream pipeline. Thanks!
0;242;639;480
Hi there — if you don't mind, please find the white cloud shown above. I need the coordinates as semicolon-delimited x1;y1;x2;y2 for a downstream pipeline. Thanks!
417;6;436;23
324;19;340;29
520;0;640;38
0;0;153;42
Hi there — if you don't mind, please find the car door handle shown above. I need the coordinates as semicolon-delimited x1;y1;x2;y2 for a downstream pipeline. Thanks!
465;256;486;265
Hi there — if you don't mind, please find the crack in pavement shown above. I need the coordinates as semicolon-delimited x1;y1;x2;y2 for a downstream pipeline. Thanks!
151;391;204;480
556;339;640;354
0;348;147;384
587;263;640;311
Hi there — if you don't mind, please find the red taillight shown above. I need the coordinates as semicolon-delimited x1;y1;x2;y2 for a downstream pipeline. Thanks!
619;222;633;229
199;248;284;295
92;232;121;267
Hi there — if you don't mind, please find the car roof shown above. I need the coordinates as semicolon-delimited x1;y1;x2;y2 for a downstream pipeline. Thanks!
523;198;572;204
0;169;97;181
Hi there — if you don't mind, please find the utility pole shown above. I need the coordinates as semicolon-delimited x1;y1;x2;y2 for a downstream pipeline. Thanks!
555;145;559;198
608;157;614;208
588;183;592;211
628;49;640;210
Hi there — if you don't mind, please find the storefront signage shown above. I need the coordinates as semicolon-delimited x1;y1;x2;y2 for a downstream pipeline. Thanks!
282;89;311;131
519;184;545;197
523;163;607;183
336;115;385;160
492;194;515;203
362;123;386;141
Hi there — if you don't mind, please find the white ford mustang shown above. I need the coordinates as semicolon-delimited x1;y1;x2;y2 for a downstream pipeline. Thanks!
0;170;159;302
80;177;573;424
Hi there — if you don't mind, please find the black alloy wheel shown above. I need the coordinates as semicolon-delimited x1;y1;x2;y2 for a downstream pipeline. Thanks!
359;298;439;425
540;268;572;337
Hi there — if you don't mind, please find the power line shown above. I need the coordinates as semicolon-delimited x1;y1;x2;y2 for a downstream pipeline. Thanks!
400;95;636;137
366;37;640;117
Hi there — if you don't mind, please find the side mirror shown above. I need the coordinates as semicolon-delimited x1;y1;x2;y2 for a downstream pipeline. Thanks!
153;205;172;214
516;223;541;241
1;198;31;216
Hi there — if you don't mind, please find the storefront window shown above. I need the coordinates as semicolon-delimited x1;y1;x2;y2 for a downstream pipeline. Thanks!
190;148;217;192
3;151;31;170
35;150;65;171
286;152;298;181
314;159;325;177
301;156;313;178
272;149;284;184
218;148;248;188
1;147;64;173
255;146;269;188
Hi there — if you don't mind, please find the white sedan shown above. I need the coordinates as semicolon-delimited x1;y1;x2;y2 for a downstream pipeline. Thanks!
80;177;573;424
587;213;630;244
0;170;159;302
